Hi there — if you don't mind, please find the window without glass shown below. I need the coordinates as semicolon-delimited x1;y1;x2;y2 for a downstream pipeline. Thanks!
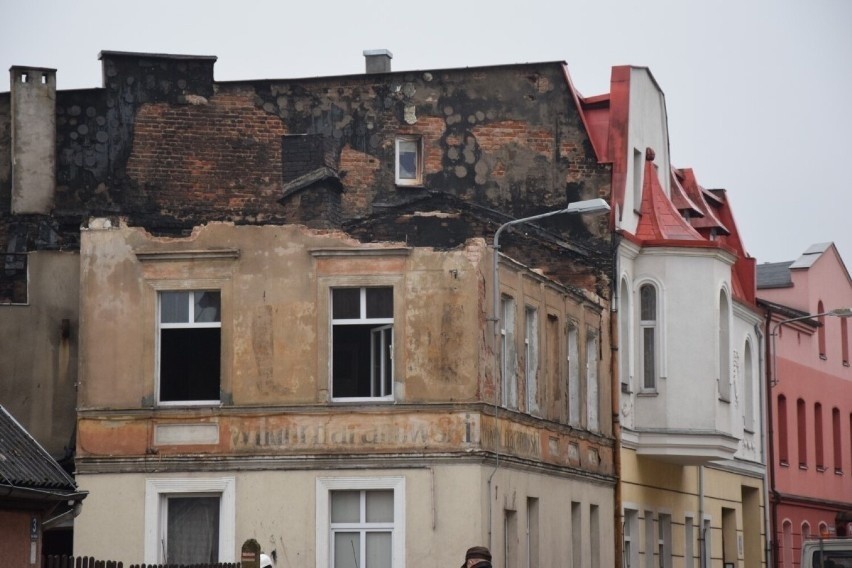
586;330;599;431
525;307;539;415
501;297;517;409
158;291;221;404
567;324;580;425
571;502;582;568
330;490;394;568
331;287;394;400
505;509;518;568
590;504;600;568
639;284;657;391
527;498;539;568
395;137;423;186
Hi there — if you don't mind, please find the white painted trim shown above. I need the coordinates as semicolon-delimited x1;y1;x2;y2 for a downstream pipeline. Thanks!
316;476;406;568
144;476;236;563
633;276;667;388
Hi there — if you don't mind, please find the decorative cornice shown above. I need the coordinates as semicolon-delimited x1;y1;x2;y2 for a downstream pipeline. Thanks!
135;249;240;262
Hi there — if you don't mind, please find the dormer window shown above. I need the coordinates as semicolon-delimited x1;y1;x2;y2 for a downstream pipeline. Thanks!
395;136;423;186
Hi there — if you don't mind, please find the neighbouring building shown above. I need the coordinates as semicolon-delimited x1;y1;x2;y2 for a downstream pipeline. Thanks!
1;50;618;566
757;243;852;567
0;405;87;566
583;66;767;567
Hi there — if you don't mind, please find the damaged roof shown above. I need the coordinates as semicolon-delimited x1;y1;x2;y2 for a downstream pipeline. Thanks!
0;406;78;493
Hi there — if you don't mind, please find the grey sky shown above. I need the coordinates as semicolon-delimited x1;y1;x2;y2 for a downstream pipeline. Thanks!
2;0;851;269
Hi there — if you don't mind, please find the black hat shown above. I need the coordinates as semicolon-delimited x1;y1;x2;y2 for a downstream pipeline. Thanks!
463;546;492;565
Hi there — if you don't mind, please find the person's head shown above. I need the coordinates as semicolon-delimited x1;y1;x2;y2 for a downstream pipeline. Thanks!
463;546;492;567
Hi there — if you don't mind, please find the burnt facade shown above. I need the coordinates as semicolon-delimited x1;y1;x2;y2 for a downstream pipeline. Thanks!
1;51;615;566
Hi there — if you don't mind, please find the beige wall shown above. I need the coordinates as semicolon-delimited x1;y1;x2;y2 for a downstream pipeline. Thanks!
74;463;614;567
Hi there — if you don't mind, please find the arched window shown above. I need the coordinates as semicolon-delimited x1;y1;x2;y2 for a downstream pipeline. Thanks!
818;300;827;359
782;520;793;568
778;395;789;465
802;521;811;542
815;403;824;470
798;398;808;468
719;290;731;401
619;278;631;392
639;283;658;391
819;522;828;538
744;340;754;431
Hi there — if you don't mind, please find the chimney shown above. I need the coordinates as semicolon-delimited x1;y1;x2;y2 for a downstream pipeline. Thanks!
10;66;56;214
363;49;393;74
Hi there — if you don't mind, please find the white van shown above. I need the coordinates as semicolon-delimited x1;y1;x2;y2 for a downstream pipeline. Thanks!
801;538;852;568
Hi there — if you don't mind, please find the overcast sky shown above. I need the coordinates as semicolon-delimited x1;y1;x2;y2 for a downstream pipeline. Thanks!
2;0;850;269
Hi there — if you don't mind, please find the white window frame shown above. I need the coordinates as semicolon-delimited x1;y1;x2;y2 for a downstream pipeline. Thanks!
644;510;655;568
316;476;405;568
156;289;222;406
684;515;695;568
636;279;664;393
144;476;235;564
524;306;539;415
658;513;672;568
394;136;423;186
330;286;394;402
624;509;639;568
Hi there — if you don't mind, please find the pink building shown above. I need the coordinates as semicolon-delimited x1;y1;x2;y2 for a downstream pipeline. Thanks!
757;243;852;568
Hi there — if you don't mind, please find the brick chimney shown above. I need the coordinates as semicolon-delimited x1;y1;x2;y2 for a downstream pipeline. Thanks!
363;49;392;74
9;66;56;214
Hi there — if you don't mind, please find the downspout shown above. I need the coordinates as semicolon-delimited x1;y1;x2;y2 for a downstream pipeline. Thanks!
487;243;502;552
699;465;705;568
756;321;773;568
612;239;624;568
764;310;779;568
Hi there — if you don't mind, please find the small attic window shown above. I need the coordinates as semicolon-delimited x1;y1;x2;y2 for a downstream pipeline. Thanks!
395;136;423;187
20;73;28;83
41;74;48;84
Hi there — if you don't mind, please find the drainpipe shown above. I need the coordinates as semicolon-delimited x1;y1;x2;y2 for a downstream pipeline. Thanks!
612;244;624;568
699;465;705;568
764;310;779;568
756;321;773;568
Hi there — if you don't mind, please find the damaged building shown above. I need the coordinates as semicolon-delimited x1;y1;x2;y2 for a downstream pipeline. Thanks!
0;50;617;566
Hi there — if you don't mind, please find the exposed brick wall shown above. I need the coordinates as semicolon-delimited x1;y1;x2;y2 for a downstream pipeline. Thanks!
125;89;286;220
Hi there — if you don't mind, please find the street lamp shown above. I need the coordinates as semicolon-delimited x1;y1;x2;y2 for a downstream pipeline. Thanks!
769;307;852;386
491;198;611;338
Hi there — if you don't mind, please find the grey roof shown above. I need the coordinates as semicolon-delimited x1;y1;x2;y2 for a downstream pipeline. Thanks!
756;261;794;289
0;406;77;491
790;242;832;269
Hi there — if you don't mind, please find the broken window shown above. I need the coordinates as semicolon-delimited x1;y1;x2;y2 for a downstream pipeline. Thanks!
525;306;539;415
158;290;221;404
331;287;394;400
395;136;423;186
1;252;27;304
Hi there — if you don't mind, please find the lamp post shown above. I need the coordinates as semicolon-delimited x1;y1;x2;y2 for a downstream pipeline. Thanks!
486;197;610;551
769;307;852;387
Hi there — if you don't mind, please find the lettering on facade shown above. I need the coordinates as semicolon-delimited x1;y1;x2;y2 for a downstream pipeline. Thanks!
481;422;542;458
230;413;479;452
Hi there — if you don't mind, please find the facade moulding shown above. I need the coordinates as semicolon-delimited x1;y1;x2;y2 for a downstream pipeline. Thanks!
134;249;241;262
309;247;411;258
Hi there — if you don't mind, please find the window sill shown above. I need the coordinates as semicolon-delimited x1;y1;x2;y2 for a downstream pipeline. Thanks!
844;361;850;367
780;461;789;468
331;397;395;404
819;354;827;361
836;469;844;475
395;181;425;189
718;396;731;404
743;427;755;435
637;390;658;397
157;401;222;408
621;383;632;394
799;464;808;470
817;466;827;473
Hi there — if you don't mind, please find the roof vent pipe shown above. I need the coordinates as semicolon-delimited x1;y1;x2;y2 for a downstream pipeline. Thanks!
363;49;392;74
